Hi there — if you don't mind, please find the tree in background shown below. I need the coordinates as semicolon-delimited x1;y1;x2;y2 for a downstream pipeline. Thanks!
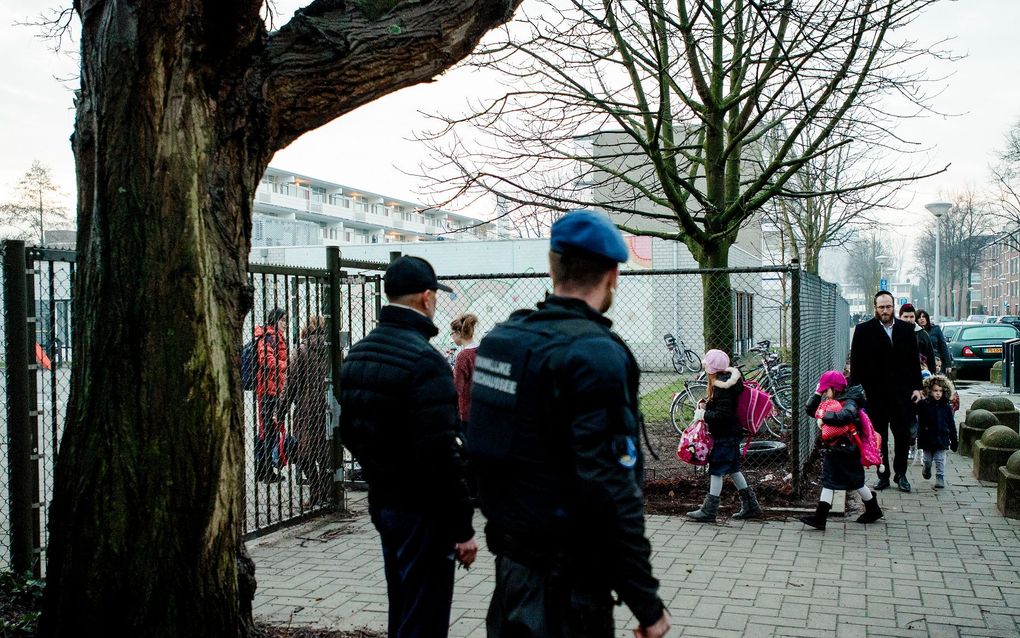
420;0;949;351
846;233;883;302
992;120;1020;248
913;189;996;319
35;1;521;636
0;160;73;244
763;121;914;276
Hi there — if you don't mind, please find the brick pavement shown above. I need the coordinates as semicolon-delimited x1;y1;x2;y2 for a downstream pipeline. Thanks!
250;383;1020;637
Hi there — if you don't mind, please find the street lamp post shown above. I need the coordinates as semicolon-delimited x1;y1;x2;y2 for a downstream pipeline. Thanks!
926;202;952;322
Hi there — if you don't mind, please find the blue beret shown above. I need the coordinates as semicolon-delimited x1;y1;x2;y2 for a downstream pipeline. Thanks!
549;210;629;263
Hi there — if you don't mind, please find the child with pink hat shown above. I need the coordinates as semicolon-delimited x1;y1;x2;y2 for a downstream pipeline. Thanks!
687;349;762;522
800;370;883;530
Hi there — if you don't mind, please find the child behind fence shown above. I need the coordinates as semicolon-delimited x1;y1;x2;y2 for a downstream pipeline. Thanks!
686;349;763;523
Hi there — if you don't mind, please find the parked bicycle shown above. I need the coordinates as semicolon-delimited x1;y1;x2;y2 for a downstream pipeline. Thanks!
669;340;792;438
663;333;702;374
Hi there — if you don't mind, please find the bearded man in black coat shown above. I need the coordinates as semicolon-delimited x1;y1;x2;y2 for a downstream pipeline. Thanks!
849;291;924;493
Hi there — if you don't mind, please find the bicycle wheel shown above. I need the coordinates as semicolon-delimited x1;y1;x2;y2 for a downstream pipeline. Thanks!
671;351;685;375
670;382;708;436
765;381;793;432
683;349;702;373
771;381;793;412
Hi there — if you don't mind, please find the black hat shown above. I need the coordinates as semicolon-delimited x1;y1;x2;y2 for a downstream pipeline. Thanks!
384;256;453;296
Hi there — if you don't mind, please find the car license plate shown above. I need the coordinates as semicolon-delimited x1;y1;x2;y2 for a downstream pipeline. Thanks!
987;347;1003;355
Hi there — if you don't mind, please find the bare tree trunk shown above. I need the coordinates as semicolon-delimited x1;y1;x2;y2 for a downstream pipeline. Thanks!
694;241;735;353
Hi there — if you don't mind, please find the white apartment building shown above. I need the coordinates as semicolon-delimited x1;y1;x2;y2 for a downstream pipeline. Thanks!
252;167;505;248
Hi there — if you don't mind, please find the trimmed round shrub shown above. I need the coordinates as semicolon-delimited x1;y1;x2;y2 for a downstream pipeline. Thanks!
1006;450;1020;475
967;409;1000;430
973;397;1018;413
980;425;1020;449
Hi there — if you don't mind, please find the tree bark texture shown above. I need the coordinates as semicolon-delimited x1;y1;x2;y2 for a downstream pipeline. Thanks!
40;1;518;636
692;240;735;353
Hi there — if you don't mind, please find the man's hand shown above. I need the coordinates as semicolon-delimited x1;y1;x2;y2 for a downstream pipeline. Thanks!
634;610;670;638
911;390;924;403
454;538;478;568
935;357;942;373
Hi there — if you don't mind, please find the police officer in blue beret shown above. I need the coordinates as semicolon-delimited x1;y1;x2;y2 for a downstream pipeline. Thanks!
468;210;670;637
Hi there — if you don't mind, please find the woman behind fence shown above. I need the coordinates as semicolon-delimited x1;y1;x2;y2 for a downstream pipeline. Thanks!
800;371;883;530
277;315;331;507
450;313;479;435
687;349;763;522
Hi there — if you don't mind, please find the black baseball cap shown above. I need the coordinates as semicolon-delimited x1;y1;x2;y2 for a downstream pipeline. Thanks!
384;256;453;296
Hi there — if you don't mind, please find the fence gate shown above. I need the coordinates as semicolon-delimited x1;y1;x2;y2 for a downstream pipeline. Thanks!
0;242;381;575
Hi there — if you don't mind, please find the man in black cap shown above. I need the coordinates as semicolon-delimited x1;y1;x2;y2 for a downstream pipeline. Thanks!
468;210;670;637
340;255;477;637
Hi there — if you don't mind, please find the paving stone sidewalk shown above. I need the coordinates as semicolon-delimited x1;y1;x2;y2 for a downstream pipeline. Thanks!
250;383;1020;637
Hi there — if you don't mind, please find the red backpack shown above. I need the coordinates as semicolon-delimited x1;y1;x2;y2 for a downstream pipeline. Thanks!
854;408;884;469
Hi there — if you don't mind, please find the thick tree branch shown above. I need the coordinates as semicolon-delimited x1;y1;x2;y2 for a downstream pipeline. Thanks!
262;0;520;149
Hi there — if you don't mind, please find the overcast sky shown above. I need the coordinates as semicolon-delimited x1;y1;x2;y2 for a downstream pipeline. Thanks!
2;0;1018;243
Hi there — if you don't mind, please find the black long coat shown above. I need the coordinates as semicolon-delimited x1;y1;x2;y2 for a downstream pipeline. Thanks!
849;317;922;422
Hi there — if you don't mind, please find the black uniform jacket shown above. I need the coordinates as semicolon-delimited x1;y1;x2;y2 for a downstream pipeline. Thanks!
468;296;664;627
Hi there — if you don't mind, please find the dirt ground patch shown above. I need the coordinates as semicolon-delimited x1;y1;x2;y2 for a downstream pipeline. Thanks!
642;418;823;516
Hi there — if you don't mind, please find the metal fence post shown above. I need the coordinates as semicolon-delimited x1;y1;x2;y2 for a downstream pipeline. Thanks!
326;247;345;512
789;260;802;497
4;240;34;574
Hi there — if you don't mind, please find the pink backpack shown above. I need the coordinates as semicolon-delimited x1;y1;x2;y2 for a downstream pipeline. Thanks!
677;416;714;466
737;381;775;456
854;408;884;469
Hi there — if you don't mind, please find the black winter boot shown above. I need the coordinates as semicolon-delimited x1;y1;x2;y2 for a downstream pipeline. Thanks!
799;501;831;530
687;494;720;523
856;493;884;524
733;487;763;520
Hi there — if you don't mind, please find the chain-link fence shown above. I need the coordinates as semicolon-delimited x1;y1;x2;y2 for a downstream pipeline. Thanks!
792;270;853;474
435;267;807;488
1;243;850;572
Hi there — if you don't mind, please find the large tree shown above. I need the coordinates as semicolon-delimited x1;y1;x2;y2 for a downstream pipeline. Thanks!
419;0;948;350
0;160;73;244
38;1;519;636
846;232;883;303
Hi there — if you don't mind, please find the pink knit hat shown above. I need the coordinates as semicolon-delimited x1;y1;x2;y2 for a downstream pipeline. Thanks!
702;349;730;374
818;370;848;394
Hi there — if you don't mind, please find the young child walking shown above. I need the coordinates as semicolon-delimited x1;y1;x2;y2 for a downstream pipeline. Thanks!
917;375;958;489
801;370;883;530
687;349;763;522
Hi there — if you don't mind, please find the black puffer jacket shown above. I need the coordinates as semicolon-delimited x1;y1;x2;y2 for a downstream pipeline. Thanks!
339;305;473;544
704;367;744;439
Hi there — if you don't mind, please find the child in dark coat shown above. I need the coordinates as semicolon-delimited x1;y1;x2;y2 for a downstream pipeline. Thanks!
917;375;958;489
687;349;763;523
